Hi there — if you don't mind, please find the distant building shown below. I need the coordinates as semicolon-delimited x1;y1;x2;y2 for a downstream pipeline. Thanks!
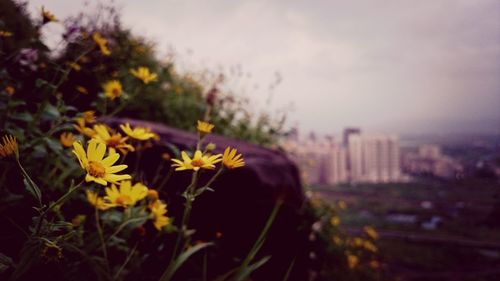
402;144;463;180
284;128;401;185
348;133;401;183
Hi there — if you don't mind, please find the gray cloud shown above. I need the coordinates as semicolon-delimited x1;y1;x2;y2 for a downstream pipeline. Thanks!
29;0;500;135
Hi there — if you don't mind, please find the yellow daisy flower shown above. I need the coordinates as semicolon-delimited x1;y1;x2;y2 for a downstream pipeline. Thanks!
119;123;156;141
102;80;122;100
75;86;88;95
171;150;222;171
196;120;214;136
330;216;340;226
92;32;111;56
104;181;148;208
72;139;131;186
68;62;81;71
41;7;57;24
347;254;359;269
363;240;378;252
222;147;245;169
74;118;96;138
363;226;379;240
86;190;110;210
130;67;158;84
337;200;347;210
0;135;18;158
0;31;13;37
60;132;76;148
149;200;170;230
92;124;134;154
4;86;15;96
82;111;96;124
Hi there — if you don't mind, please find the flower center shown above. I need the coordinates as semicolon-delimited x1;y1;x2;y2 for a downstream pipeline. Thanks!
88;161;105;178
112;88;120;97
191;159;205;167
115;195;132;206
106;135;122;147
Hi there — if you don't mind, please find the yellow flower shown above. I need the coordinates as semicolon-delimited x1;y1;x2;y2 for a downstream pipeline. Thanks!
41;7;57;24
351;237;364;247
369;260;380;269
196;120;214;136
0;135;18;158
330;216;340;226
332;235;342;245
72;139;131;186
222;147;245;169
92;124;134;154
86;190;110;210
74;118;96;138
76;86;88;95
337;200;347;210
363;226;379;240
102;80;122;100
104;181;148;208
4;86;15;96
347;254;359;269
71;214;86;227
92;32;111;56
0;30;13;37
161;153;171;161
68;62;81;71
171;150;222;171
82;111;96;124
130;67;158;84
147;189;159;201
60;132;76;148
149;200;170;230
363;240;378;252
119;123;156;141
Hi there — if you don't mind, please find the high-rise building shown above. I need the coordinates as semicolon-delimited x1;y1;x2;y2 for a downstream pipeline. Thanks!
284;128;401;185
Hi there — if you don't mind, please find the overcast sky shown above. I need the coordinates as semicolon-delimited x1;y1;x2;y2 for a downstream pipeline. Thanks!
28;0;500;135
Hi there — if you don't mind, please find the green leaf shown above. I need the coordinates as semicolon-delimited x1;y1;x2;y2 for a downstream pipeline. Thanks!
35;78;49;88
10;239;42;280
44;137;63;153
0;252;13;274
233;256;271;281
22;178;42;206
10;112;34;123
158;242;213;281
41;103;61;121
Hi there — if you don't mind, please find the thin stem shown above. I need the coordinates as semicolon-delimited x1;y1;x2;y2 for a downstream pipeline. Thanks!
16;158;42;207
151;161;166;186
169;171;198;264
203;167;224;189
95;207;111;274
157;166;173;192
134;149;142;176
114;242;138;280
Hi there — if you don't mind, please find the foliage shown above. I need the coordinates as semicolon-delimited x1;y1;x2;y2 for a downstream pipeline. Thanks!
1;2;387;281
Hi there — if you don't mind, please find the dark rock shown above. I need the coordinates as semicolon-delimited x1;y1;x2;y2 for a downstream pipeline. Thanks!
105;118;307;281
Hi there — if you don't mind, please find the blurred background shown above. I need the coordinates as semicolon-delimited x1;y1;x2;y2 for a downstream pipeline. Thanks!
5;0;500;280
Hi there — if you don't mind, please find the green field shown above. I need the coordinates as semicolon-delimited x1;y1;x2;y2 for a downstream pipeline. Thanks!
313;179;500;281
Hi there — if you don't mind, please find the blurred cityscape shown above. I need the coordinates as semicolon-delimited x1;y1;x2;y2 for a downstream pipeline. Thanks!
284;127;499;186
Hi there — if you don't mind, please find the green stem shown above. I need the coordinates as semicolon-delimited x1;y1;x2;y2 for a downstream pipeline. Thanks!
233;201;282;280
95;207;111;274
16;158;42;207
203;167;224;189
114;242;138;280
169;171;198;265
151;161;166;186
157;166;173;192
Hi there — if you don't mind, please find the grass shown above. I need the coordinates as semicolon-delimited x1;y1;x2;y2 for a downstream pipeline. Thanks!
312;179;500;281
